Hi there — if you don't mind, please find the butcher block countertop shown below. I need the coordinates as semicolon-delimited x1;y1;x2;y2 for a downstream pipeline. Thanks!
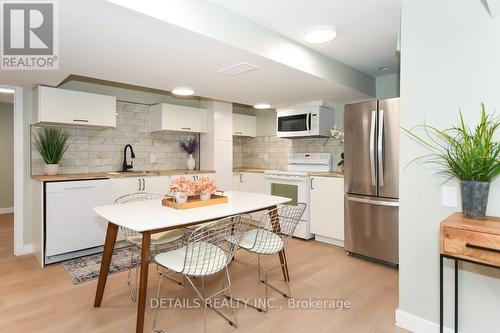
32;169;216;182
233;167;267;174
308;172;344;178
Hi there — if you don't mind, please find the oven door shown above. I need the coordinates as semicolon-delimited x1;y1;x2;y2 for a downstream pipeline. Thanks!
264;174;312;239
277;112;312;137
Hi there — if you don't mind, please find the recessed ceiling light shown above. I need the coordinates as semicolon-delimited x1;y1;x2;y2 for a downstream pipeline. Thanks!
304;28;338;44
254;103;271;110
0;87;15;94
378;66;389;71
172;87;194;96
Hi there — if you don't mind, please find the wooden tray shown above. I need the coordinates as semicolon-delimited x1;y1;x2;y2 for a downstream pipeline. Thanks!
162;194;228;210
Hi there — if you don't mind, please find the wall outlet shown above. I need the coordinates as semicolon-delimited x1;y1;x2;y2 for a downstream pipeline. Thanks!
150;153;156;164
441;186;458;207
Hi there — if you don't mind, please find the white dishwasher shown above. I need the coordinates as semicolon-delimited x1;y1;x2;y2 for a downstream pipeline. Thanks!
45;179;111;264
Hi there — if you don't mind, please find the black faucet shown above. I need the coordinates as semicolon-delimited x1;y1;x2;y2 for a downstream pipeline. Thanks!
122;144;135;172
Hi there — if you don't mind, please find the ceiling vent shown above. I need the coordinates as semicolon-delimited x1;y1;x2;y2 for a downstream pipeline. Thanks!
218;62;259;76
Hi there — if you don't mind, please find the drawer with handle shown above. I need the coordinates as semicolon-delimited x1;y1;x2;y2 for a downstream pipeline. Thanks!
442;226;500;267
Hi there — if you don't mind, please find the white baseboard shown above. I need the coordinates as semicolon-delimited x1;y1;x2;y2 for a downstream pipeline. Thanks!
314;235;345;247
14;243;35;256
0;207;14;214
396;308;457;333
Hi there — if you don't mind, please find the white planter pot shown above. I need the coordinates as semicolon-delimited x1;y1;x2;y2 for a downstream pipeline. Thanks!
187;154;196;170
200;192;211;201
174;192;188;204
44;164;60;176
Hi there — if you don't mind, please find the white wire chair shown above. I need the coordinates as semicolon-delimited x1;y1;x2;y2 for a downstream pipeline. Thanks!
153;215;252;333
226;203;307;312
114;192;186;302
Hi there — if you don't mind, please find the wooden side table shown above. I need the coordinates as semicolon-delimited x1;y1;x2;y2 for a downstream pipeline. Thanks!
440;212;500;333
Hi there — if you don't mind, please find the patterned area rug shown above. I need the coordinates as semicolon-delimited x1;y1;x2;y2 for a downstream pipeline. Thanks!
62;244;177;284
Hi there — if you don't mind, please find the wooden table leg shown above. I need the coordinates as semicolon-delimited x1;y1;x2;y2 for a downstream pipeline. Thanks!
268;206;289;282
280;250;290;282
136;231;151;333
94;222;118;307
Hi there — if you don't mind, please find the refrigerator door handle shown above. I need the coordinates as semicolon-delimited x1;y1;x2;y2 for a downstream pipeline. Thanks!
347;195;399;207
378;109;384;186
369;110;376;186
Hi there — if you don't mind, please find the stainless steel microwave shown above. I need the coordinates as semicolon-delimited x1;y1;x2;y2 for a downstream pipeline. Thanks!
276;106;334;138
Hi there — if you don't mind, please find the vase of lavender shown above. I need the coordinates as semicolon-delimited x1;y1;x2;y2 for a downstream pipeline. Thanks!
179;137;199;170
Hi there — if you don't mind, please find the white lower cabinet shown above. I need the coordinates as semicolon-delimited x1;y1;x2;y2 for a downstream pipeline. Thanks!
233;172;266;193
233;172;266;220
310;176;345;247
171;173;214;182
143;176;171;195
110;176;171;201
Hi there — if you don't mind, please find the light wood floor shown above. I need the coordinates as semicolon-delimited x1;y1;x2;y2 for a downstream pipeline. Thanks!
0;213;407;333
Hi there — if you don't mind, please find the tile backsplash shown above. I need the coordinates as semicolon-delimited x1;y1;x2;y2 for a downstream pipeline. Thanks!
233;136;344;171
31;102;197;175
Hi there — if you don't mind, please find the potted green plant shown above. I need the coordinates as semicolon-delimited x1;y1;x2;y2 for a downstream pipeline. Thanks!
404;104;499;219
33;127;69;176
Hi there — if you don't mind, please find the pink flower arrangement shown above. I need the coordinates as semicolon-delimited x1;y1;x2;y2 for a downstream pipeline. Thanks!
195;177;217;195
169;176;217;196
169;177;196;195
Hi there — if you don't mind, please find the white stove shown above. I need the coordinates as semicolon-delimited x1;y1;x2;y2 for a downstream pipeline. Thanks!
264;153;332;239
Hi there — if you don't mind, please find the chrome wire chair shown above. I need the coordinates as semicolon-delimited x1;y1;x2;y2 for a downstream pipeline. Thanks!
153;215;251;333
227;203;306;312
114;192;186;302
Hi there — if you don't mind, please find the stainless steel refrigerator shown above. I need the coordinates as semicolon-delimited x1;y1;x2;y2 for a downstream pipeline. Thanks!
344;98;399;266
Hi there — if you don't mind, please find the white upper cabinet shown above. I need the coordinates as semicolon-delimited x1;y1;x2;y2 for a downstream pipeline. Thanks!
33;86;116;128
150;103;207;133
233;114;256;137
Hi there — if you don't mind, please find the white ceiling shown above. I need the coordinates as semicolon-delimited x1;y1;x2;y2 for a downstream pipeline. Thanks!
209;0;402;76
0;0;375;107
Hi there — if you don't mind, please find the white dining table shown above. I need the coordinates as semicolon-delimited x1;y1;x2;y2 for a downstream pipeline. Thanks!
93;191;291;333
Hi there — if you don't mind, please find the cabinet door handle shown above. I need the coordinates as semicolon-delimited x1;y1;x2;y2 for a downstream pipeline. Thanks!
310;178;314;190
466;242;500;254
181;127;192;131
138;179;141;191
73;119;89;123
240;173;243;183
142;178;145;191
235;131;243;135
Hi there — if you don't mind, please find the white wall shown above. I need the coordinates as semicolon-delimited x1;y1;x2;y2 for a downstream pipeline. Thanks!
24;88;34;245
0;103;14;209
398;1;500;332
376;73;400;100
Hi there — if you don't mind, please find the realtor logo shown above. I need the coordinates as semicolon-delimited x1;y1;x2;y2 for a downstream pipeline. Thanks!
1;1;59;70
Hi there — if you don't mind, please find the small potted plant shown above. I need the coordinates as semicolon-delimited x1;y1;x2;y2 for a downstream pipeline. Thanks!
338;152;344;172
169;177;195;204
330;126;345;143
179;137;199;170
195;177;217;201
404;104;499;219
33;127;69;176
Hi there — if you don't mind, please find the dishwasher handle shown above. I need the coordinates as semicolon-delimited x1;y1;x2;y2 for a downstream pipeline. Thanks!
64;186;98;191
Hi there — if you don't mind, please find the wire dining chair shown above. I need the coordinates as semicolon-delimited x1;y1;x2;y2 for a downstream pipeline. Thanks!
226;203;307;312
153;215;251;333
114;192;186;302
